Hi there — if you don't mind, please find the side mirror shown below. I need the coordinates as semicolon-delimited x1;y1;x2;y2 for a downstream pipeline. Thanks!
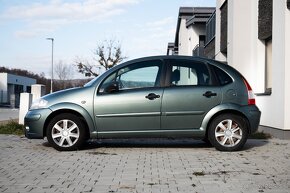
105;82;119;93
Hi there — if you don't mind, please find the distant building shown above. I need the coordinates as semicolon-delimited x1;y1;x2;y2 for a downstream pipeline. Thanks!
167;7;215;56
0;73;36;107
166;42;176;55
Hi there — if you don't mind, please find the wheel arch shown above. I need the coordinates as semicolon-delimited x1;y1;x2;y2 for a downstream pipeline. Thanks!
201;104;251;139
43;103;95;138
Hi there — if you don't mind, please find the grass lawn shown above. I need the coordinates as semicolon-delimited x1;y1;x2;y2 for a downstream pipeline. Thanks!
0;120;24;135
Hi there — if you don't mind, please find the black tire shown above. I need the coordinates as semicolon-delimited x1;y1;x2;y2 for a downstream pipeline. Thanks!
46;113;86;151
202;137;213;147
208;114;248;151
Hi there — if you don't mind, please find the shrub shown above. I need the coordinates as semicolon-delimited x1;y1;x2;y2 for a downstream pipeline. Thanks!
0;121;24;135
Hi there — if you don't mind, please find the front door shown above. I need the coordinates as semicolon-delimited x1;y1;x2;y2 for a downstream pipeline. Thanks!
94;60;164;135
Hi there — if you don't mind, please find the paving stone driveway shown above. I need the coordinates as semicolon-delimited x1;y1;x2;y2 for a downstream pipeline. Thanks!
0;135;290;193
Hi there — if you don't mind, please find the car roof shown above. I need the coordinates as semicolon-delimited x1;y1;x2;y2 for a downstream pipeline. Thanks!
117;55;234;73
121;55;207;65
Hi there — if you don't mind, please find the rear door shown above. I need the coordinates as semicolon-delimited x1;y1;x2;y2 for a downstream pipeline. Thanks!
161;59;222;130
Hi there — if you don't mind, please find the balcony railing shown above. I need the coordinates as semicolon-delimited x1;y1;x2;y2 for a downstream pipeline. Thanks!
192;44;205;57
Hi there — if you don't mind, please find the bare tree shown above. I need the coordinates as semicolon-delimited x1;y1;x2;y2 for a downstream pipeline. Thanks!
55;61;73;80
75;57;99;77
54;61;74;90
76;39;126;77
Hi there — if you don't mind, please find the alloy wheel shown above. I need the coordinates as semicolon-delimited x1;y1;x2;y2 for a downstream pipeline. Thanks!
51;119;80;147
214;119;242;147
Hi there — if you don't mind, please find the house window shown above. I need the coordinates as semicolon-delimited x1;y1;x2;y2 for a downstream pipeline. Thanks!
258;0;273;94
258;0;272;40
265;38;272;93
26;86;31;93
220;0;228;54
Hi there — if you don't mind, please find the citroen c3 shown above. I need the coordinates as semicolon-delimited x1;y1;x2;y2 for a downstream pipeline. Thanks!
24;56;261;151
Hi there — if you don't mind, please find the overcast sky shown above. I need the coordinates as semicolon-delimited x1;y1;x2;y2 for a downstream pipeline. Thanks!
0;0;215;79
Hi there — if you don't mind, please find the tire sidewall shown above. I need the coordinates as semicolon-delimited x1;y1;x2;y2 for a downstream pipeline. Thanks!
208;114;248;151
46;113;86;151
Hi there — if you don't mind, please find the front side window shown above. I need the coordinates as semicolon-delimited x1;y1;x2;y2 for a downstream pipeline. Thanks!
170;60;211;86
99;60;162;93
118;66;159;89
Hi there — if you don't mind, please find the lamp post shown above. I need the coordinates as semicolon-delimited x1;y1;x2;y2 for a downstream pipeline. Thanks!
46;38;54;93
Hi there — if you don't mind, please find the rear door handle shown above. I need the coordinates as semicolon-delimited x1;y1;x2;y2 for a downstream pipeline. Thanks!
145;93;160;100
203;91;217;98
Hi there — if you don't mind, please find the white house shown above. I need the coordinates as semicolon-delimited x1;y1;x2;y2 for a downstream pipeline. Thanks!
169;0;290;138
214;0;290;138
0;73;36;107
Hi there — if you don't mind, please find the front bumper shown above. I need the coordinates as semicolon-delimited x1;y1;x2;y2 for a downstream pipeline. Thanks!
24;108;52;139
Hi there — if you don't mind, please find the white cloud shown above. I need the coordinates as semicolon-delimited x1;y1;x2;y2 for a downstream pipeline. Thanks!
145;17;175;28
1;0;139;38
14;28;53;38
124;17;176;58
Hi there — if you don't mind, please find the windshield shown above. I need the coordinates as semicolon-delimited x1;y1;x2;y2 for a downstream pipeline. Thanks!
83;69;111;87
84;76;98;87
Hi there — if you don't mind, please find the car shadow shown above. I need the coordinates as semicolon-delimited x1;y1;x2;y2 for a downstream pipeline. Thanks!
243;139;269;150
81;138;269;151
81;138;213;150
41;138;269;151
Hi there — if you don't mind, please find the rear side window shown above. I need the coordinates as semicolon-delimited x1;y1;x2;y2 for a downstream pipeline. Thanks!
212;66;233;85
169;60;211;86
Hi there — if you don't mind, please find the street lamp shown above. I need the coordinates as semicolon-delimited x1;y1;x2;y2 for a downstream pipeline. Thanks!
46;38;54;93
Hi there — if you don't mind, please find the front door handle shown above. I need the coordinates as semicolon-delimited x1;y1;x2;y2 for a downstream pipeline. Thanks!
203;91;217;98
145;93;160;100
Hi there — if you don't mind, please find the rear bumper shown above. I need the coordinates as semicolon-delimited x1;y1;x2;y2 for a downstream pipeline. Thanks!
24;108;52;139
241;105;261;134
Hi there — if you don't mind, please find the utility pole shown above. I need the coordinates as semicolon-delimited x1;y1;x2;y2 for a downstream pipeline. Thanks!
46;38;54;93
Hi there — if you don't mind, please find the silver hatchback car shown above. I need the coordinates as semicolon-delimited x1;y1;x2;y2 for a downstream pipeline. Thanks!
25;56;261;151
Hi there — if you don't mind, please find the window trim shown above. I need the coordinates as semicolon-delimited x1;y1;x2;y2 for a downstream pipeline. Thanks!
255;88;272;96
255;37;273;96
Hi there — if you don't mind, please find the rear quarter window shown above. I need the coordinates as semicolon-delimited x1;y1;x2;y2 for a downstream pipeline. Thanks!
212;66;233;85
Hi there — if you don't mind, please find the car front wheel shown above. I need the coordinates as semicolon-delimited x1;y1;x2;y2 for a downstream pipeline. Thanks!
47;113;86;151
208;114;248;151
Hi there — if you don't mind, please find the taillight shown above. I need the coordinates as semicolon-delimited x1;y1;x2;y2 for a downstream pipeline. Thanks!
243;78;256;105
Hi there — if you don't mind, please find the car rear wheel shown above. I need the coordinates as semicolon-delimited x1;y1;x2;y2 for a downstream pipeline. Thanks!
47;113;86;151
208;114;248;151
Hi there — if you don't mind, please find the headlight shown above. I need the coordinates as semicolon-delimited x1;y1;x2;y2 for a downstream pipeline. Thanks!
30;98;48;110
